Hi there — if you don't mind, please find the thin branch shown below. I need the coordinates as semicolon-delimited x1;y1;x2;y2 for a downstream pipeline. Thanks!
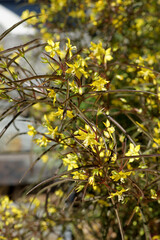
110;198;125;240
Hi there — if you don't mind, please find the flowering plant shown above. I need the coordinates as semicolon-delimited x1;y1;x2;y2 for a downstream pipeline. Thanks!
0;0;160;239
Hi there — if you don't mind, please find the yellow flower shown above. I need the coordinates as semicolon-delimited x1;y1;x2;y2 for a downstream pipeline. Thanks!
66;38;77;58
119;134;125;142
32;103;42;111
92;168;103;177
21;10;38;24
39;8;48;24
69;81;79;93
103;120;115;139
152;236;160;240
108;188;129;201
45;40;61;58
110;170;132;182
66;61;88;79
138;67;155;81
150;189;157;200
88;176;95;185
51;107;64;120
76;127;97;147
30;197;40;207
28;0;36;3
35;136;51;147
50;0;67;12
40;221;48;231
72;171;87;180
90;41;105;64
126;143;140;162
48;126;59;139
67;110;74;118
90;76;109;91
90;42;113;65
41;154;49;163
11;207;23;218
47;89;56;105
62;153;78;170
48;206;56;214
27;125;37;136
116;74;124;81
55;189;64;197
104;48;113;64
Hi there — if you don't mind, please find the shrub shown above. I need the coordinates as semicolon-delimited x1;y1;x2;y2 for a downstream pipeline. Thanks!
0;1;160;239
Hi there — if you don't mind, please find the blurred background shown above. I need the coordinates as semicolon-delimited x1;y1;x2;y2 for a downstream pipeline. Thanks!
0;0;49;199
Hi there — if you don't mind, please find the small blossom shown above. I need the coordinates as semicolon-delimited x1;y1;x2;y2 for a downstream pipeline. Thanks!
66;38;77;58
90;76;109;91
45;40;61;58
126;143;140;162
27;125;37;136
